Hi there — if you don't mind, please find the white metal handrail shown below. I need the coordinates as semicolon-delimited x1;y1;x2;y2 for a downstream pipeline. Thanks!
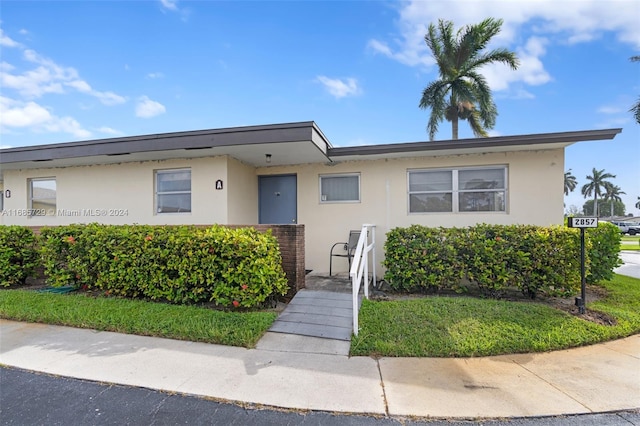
349;224;376;336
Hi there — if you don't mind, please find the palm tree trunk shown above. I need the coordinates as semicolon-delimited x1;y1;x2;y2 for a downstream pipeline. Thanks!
594;195;598;217
452;116;459;140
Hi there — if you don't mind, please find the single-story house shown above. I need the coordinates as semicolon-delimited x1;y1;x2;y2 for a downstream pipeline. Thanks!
0;121;621;281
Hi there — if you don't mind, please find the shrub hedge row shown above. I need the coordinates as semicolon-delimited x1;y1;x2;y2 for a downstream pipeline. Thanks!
1;224;288;309
0;226;39;287
383;222;621;298
0;221;623;303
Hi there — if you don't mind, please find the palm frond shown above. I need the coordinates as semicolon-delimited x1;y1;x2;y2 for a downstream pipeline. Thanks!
470;49;520;71
466;110;489;138
419;18;519;139
630;96;640;125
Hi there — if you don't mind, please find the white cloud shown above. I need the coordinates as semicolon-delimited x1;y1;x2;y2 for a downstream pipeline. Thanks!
596;117;631;128
97;126;123;135
1;48;127;106
0;96;91;138
160;0;178;11
44;116;92;138
146;72;164;79
598;106;624;114
368;0;640;91
94;91;127;106
66;80;127;105
481;36;552;92
0;28;22;48
1;63;65;97
0;96;51;127
316;76;362;99
511;88;536;100
0;27;126;140
159;0;190;21
136;96;166;118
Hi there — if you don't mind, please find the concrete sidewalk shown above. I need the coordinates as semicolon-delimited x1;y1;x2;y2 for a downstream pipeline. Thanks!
1;319;638;419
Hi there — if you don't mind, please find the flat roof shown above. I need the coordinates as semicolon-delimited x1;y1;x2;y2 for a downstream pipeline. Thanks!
0;121;333;169
0;124;622;171
328;128;622;160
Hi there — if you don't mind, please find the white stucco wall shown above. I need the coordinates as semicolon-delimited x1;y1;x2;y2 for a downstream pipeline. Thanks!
257;148;565;275
226;157;258;224
1;148;565;276
0;156;231;226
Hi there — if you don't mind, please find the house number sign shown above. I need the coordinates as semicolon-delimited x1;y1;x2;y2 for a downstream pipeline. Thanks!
567;216;598;314
215;180;223;190
567;217;598;228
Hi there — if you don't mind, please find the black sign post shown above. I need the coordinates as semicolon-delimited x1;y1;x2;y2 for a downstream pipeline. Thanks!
567;217;598;314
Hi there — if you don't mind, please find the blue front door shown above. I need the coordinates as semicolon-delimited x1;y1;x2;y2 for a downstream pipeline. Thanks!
259;175;297;224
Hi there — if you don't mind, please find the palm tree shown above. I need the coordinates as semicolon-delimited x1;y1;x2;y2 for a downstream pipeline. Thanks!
631;56;640;125
564;170;577;195
419;18;519;140
581;168;616;217
603;182;625;218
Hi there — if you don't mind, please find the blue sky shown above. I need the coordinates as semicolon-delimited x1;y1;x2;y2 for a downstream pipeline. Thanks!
1;0;639;215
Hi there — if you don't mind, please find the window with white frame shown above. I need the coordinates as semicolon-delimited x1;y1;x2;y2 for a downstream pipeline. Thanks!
29;178;57;215
155;169;191;214
408;166;506;213
319;173;360;203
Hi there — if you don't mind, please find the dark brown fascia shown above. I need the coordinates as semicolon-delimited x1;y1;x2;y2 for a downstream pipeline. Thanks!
0;121;327;164
327;128;622;157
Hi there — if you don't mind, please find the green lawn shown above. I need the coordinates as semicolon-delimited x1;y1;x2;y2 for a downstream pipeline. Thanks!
0;290;277;348
3;274;639;357
621;236;640;251
351;274;640;357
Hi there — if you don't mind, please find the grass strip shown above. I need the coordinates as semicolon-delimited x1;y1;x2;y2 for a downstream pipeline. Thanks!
621;236;640;251
0;291;277;348
351;274;640;357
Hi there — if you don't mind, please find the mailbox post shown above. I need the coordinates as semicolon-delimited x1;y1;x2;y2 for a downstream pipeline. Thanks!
567;217;598;314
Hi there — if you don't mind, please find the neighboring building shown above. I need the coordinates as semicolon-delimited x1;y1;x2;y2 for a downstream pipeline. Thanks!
0;122;621;275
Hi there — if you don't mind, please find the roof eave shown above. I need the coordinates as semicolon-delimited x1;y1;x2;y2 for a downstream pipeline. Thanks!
328;128;622;158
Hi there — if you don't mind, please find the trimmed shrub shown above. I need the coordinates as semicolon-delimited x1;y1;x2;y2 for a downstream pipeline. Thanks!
39;224;91;288
39;224;288;308
384;224;585;299
586;221;622;284
0;226;39;287
383;225;464;293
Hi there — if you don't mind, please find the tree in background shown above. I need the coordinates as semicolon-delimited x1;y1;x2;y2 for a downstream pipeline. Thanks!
419;18;519;140
583;199;626;217
564;169;577;195
603;183;625;218
631;56;640;125
581;168;615;217
565;204;582;217
636;196;640;210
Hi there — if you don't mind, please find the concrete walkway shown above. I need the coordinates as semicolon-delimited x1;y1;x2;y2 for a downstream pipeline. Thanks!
1;319;638;419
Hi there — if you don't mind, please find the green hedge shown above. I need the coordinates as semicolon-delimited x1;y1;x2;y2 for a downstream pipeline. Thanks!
382;225;464;293
0;226;39;287
39;224;288;308
383;223;619;299
585;221;622;283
